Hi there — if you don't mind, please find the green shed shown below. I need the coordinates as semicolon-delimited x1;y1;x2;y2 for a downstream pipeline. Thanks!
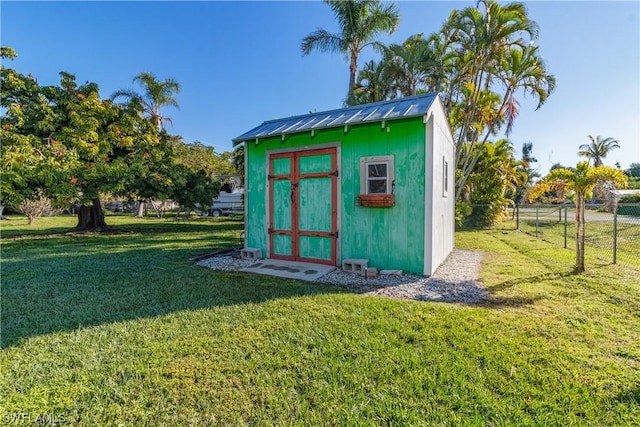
232;93;455;275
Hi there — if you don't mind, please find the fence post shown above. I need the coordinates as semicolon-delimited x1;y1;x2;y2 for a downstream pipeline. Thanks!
535;205;539;237
613;206;618;264
564;206;568;249
516;203;520;230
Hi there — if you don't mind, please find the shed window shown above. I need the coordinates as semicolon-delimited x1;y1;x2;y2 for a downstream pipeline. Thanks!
360;156;394;194
443;157;449;197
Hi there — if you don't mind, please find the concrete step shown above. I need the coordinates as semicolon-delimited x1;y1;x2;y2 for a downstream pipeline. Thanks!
342;258;368;274
241;247;262;260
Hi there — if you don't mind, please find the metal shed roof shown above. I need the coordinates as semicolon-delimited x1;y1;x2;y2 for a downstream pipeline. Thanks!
232;92;439;145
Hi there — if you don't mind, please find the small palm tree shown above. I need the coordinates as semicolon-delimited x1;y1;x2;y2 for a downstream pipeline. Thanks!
528;161;627;272
350;60;393;104
512;142;539;207
578;135;620;167
383;33;432;97
301;0;399;102
111;72;180;130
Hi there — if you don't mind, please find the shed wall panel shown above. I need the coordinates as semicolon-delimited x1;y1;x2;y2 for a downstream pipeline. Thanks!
425;100;455;275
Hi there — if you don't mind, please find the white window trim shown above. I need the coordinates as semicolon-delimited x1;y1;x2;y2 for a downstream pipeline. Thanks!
359;155;394;195
443;156;449;197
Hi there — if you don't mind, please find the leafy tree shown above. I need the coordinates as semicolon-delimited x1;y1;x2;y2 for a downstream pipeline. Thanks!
578;135;620;167
1;49;218;230
527;162;627;272
1;46;17;60
2;63;100;227
111;72;182;216
420;32;454;95
111;72;180;130
231;145;245;184
550;162;574;172
449;84;503;148
618;193;640;203
626;177;640;190
626;162;640;177
301;0;399;102
170;165;220;214
171;139;235;177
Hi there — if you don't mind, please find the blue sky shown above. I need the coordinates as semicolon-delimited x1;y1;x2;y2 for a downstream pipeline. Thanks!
2;1;639;174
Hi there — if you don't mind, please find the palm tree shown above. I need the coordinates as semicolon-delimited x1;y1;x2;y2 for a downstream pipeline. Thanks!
383;34;432;97
446;0;539;146
578;135;620;166
519;141;540;184
350;60;393;104
111;72;180;130
527;161;627;272
422;32;453;95
111;72;180;217
511;142;539;215
459;138;523;226
442;0;547;200
496;45;556;136
301;0;399;103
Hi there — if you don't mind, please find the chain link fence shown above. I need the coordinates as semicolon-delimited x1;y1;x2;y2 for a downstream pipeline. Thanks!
459;203;640;270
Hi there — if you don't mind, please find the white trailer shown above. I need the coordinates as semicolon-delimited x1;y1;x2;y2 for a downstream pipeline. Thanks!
208;191;244;217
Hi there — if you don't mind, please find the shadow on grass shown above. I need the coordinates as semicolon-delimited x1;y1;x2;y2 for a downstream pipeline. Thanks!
616;387;639;406
1;216;243;240
1;224;77;239
477;295;544;308
485;271;577;293
1;221;340;348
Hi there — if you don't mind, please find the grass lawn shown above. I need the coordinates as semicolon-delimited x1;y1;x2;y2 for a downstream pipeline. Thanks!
1;215;639;425
505;205;640;269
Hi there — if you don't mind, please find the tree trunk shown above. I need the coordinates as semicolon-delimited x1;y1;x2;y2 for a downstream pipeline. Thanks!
575;192;585;272
135;200;146;218
348;50;358;103
149;199;162;218
76;198;108;231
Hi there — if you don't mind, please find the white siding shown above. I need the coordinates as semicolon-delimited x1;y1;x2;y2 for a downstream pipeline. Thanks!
423;98;455;275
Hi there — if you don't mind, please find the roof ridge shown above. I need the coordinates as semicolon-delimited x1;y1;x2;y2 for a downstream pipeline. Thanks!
233;92;439;144
260;92;438;125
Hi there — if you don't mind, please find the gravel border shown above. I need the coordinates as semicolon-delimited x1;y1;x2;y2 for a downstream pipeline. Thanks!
197;249;487;304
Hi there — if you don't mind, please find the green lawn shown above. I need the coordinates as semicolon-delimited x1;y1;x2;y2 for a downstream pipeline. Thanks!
1;215;638;425
502;205;640;269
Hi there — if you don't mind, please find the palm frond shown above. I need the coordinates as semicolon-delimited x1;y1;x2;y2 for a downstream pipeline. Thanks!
110;89;139;102
300;29;344;55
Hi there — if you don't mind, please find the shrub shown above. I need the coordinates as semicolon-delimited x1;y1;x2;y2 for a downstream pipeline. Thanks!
18;189;52;225
618;193;640;203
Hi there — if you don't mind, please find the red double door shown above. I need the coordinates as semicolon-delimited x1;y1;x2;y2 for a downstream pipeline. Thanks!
268;148;338;265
